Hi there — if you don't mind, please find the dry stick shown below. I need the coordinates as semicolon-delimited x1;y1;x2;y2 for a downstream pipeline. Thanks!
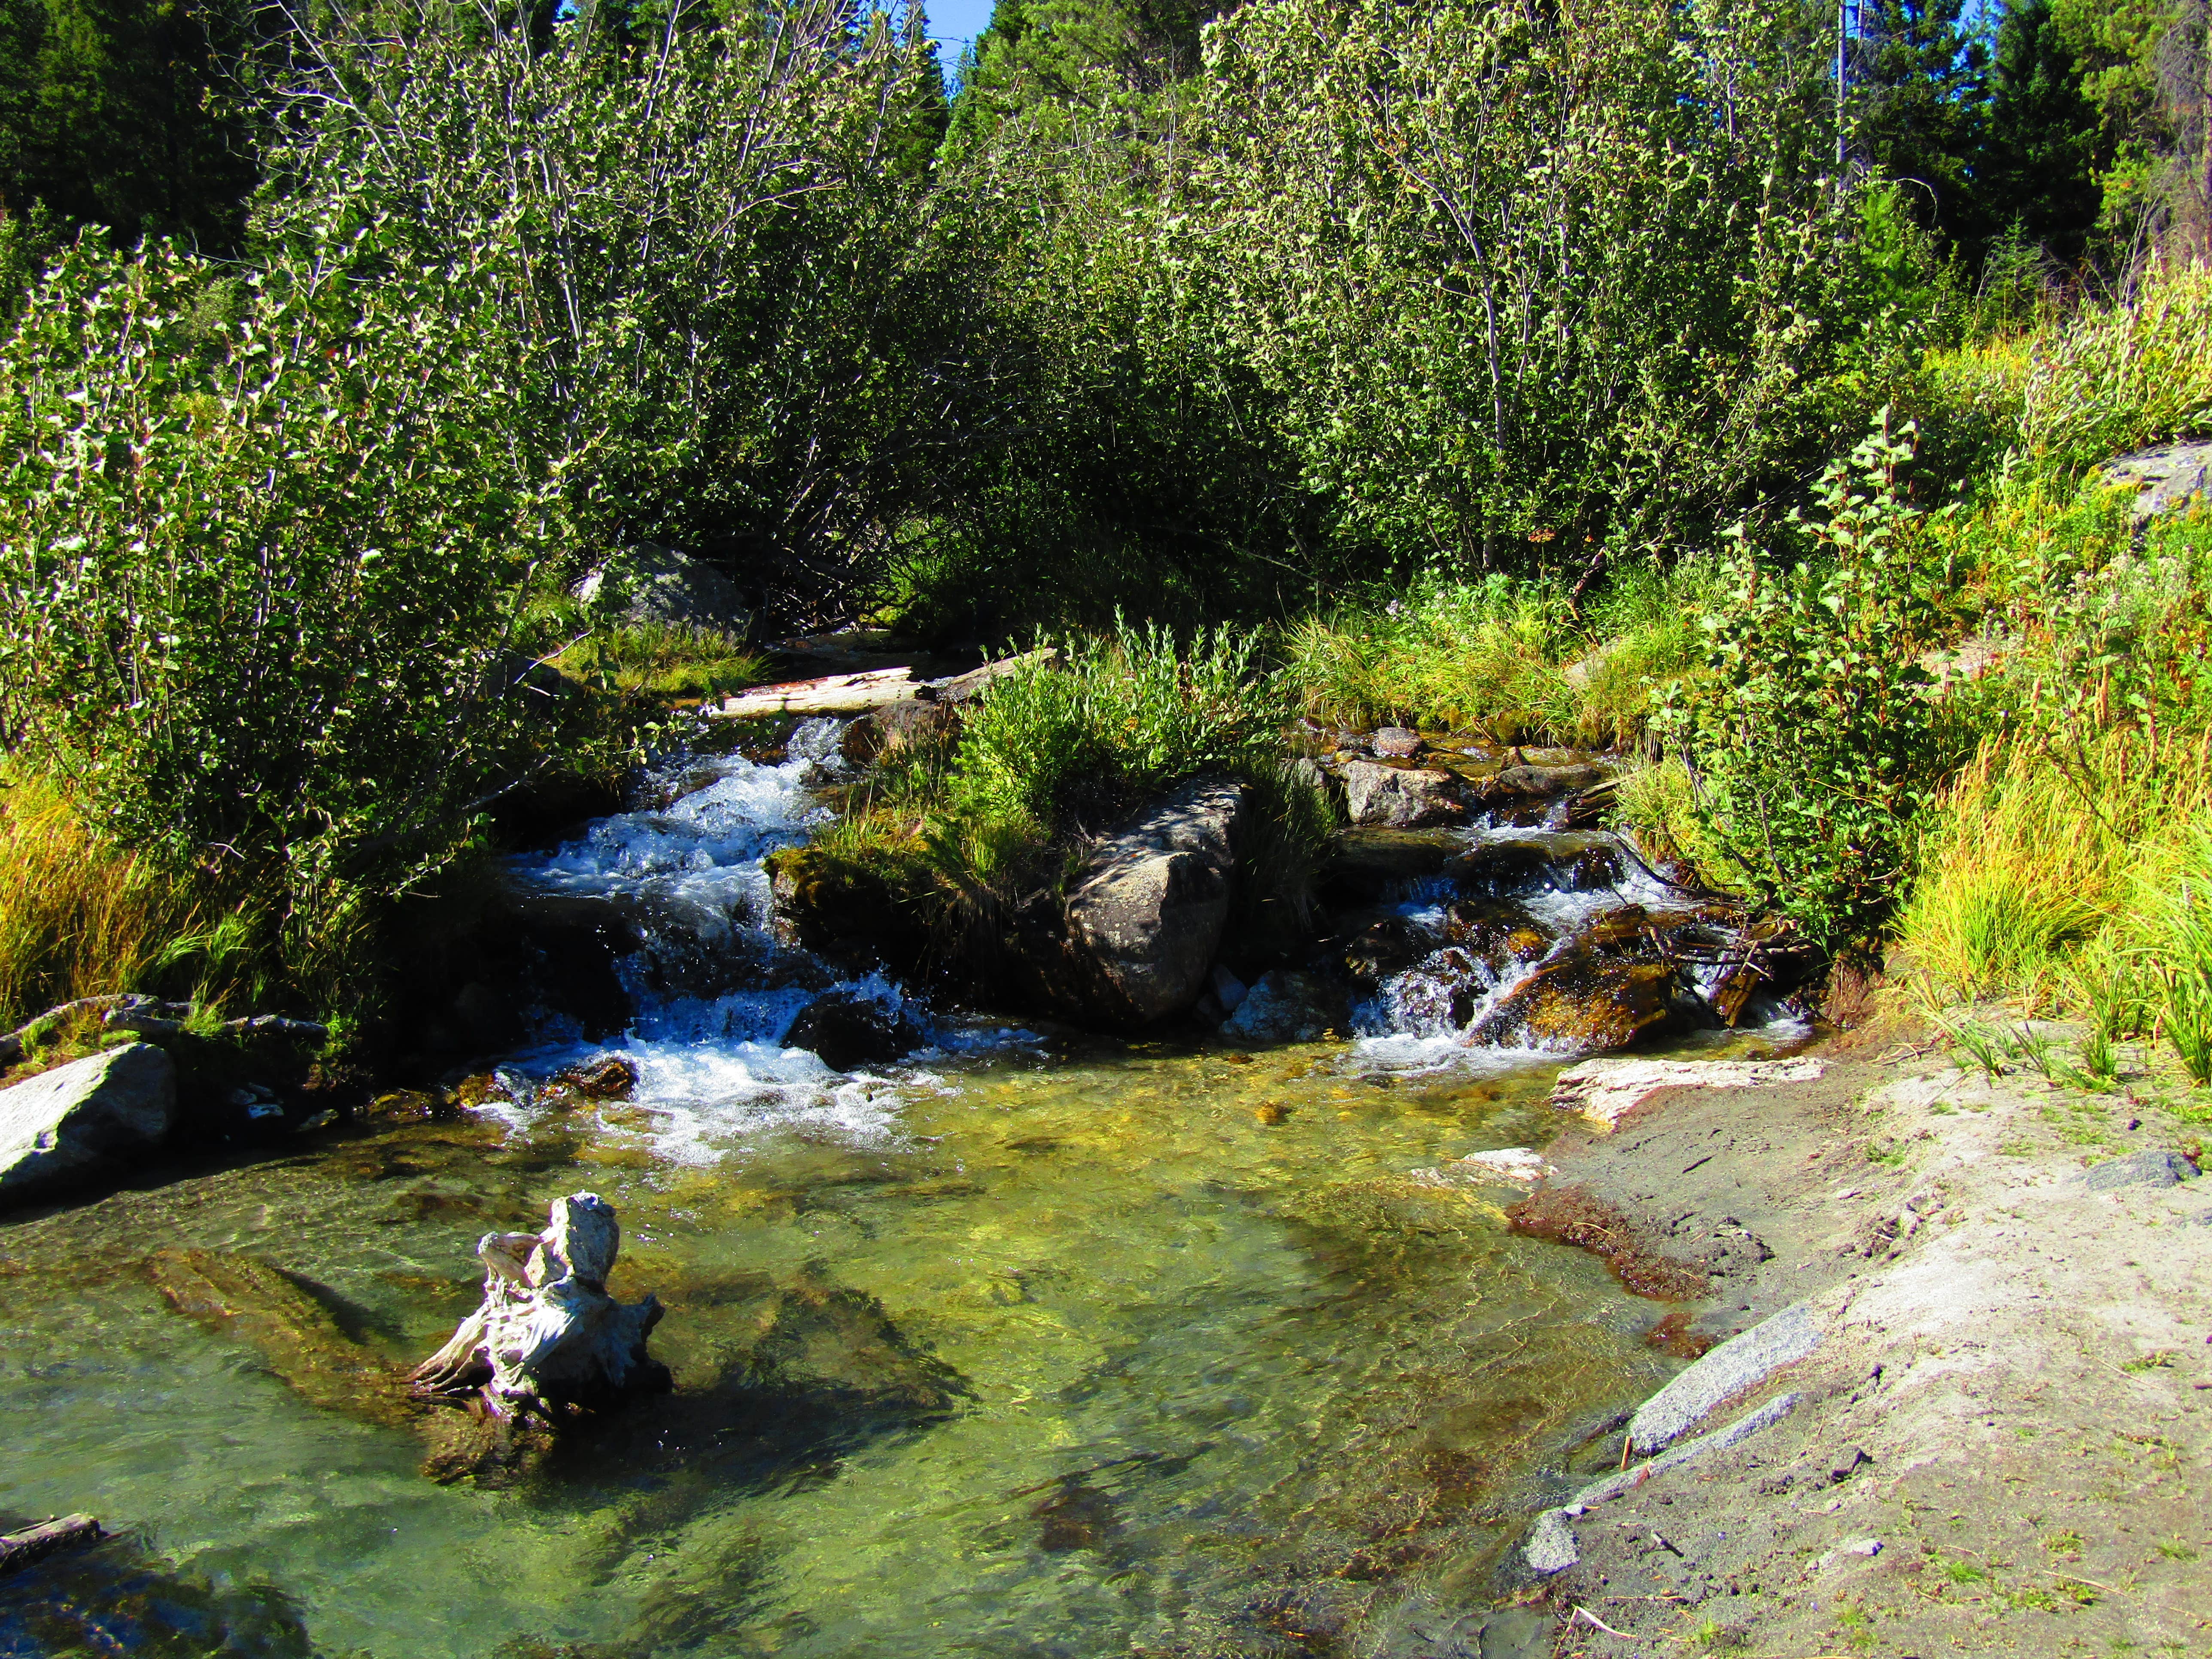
1567;1604;1638;1640
0;1514;104;1577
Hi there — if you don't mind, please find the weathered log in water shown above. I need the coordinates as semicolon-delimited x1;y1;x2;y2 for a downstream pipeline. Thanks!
411;1191;668;1422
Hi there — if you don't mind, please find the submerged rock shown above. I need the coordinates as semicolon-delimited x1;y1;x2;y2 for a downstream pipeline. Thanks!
1342;760;1463;828
0;1044;175;1204
783;993;927;1072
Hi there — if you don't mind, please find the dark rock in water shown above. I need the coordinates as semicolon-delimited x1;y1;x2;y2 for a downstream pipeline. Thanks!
0;1524;317;1657
553;1054;641;1101
1370;726;1424;758
1343;760;1463;828
1032;1477;1119;1552
1319;828;1466;901
1469;957;1712;1051
359;1088;448;1124
738;1282;968;1414
0;1044;176;1205
783;993;927;1072
1449;839;1566;896
1220;970;1352;1043
1563;843;1625;889
1343;915;1441;985
1007;778;1246;1029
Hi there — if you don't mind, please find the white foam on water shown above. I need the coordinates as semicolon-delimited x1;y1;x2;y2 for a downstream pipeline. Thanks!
497;718;1033;1159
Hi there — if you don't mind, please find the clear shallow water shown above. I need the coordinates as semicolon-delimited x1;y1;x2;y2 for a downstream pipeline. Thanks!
0;730;1759;1656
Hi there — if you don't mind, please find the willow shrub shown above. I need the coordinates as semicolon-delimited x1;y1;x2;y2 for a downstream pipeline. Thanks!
0;235;551;1007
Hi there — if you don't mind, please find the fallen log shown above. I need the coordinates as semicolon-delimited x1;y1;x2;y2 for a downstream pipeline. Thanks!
714;666;919;719
0;1514;104;1577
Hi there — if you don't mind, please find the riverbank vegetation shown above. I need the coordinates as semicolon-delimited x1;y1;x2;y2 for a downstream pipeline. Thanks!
2;0;2211;1099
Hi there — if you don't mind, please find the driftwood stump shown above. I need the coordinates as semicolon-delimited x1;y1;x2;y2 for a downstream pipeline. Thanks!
411;1191;667;1422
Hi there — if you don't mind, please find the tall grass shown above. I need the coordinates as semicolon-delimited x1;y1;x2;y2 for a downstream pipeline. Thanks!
2016;258;2212;482
0;774;273;1031
1280;568;1708;747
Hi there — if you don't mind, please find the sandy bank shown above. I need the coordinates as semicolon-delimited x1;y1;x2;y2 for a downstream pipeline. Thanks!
1500;1025;2211;1657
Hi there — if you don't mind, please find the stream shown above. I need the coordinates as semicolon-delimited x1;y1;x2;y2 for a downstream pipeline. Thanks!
0;721;1803;1657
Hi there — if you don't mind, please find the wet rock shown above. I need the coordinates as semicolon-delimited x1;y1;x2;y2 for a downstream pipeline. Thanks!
1220;970;1351;1043
766;846;932;974
842;697;961;766
149;1248;414;1429
1343;915;1441;985
1444;900;1554;969
0;1044;176;1203
1449;838;1577;897
552;1054;641;1101
573;541;754;634
1370;726;1424;758
1480;762;1604;799
1319;829;1466;901
1469;958;1711;1051
1343;761;1463;829
783;993;927;1072
1013;778;1246;1029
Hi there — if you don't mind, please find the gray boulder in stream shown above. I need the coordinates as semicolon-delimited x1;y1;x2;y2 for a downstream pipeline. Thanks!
0;1042;176;1202
1009;778;1246;1028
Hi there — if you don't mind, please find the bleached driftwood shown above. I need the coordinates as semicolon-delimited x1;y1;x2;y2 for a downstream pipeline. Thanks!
715;666;919;718
411;1192;666;1419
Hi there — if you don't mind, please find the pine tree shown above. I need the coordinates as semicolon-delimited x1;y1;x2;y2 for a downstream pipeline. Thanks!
1850;0;1990;246
1974;0;2101;264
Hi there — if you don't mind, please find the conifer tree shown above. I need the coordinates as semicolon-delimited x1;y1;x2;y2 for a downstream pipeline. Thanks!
1850;0;1989;246
1976;0;2101;264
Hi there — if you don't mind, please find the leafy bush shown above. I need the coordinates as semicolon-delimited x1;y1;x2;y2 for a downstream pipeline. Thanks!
0;234;552;1006
1664;416;1967;954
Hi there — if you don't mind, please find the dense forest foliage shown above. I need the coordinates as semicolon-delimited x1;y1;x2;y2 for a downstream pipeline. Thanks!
3;0;2212;1076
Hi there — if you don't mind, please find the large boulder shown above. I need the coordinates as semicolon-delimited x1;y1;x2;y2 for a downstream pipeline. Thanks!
1468;957;1712;1051
1010;778;1246;1028
783;993;927;1072
1342;761;1464;828
2100;441;2212;521
573;542;753;635
0;1043;176;1202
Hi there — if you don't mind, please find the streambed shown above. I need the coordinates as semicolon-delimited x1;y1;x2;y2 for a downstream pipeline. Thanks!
0;726;1796;1656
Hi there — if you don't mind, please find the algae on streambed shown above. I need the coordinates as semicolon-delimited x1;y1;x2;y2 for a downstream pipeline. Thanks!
0;1039;1678;1656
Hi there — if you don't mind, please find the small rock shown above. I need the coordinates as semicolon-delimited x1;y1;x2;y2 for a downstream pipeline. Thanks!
1829;1445;1871;1483
1210;964;1249;1015
1455;1147;1556;1185
550;1054;640;1102
1342;761;1463;829
1370;726;1423;758
1524;1508;1580;1575
1220;971;1350;1044
2075;1149;2200;1190
1840;1537;1882;1557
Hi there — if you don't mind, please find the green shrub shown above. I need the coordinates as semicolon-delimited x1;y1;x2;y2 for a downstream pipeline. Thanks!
1664;416;1967;954
0;234;552;1009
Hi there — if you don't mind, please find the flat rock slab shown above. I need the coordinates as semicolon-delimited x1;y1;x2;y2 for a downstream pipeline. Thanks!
1627;1302;1819;1455
1341;760;1462;828
2073;1149;2200;1190
0;1043;175;1202
1525;1392;1800;1575
1553;1055;1826;1130
2099;441;2212;520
